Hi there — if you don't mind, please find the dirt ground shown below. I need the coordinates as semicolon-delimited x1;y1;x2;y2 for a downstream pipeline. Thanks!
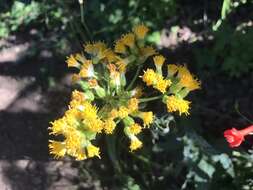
0;32;91;190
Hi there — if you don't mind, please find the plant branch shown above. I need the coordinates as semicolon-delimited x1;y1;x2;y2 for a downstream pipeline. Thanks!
139;95;163;103
126;66;142;91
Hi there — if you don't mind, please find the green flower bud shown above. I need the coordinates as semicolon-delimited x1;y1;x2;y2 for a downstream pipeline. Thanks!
178;88;190;98
78;81;90;90
95;86;106;98
123;116;135;127
84;91;95;101
120;74;126;87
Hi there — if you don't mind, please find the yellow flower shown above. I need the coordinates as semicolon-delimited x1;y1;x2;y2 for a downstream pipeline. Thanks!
167;64;179;77
129;123;142;135
118;106;129;119
130;137;143;152
153;55;165;68
178;66;201;91
114;39;126;54
65;108;81;123
84;118;103;133
166;95;191;115
72;90;86;103
66;54;79;67
88;79;98;88
133;24;149;39
110;109;119;119
107;64;121;87
74;148;87;160
103;118;116;134
87;144;100;158
142;69;157;86
80;101;100;118
49;140;66;158
61;129;86;160
75;53;86;63
69;91;84;108
84;42;94;54
79;60;94;78
104;49;118;63
139;111;154;127
154;75;172;93
116;60;127;73
84;42;107;56
140;46;156;57
121;33;135;48
49;118;68;135
71;74;81;84
128;98;139;112
65;130;83;150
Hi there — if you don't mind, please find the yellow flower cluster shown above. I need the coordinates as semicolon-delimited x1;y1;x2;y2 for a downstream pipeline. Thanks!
142;56;172;94
142;55;200;115
49;90;102;160
49;23;200;161
49;24;157;160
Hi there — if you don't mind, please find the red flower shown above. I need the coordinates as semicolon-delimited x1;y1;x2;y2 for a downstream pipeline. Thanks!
224;125;253;148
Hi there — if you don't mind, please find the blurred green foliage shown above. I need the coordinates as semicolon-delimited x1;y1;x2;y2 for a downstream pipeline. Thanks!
195;0;253;77
0;1;42;38
195;23;253;77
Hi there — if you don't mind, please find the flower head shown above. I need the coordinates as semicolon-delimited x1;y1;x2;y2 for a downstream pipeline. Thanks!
49;140;66;159
103;118;116;134
114;39;126;54
87;144;101;158
84;42;107;56
167;64;179;77
133;24;149;39
224;128;244;148
66;54;79;68
142;69;157;86
224;125;253;148
129;123;142;135
71;74;81;84
154;75;172;93
178;66;201;91
118;106;129;119
140;46;156;58
128;98;139;112
107;64;121;87
130;137;143;152
75;53;86;63
139;111;154;127
88;79;98;88
166;95;191;115
153;55;166;68
79;60;94;78
121;33;135;48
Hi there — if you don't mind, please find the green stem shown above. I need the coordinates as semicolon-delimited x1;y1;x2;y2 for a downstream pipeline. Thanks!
80;2;93;41
235;103;253;123
139;95;163;103
126;66;142;91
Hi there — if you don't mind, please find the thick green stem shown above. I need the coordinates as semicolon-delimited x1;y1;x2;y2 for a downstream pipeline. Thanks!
139;95;163;103
126;66;142;91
